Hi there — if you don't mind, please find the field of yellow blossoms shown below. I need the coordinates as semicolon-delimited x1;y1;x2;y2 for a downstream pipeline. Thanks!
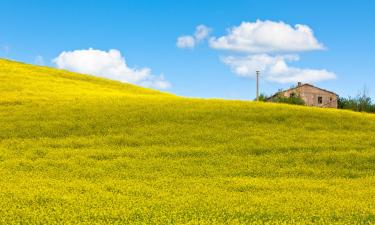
1;59;375;224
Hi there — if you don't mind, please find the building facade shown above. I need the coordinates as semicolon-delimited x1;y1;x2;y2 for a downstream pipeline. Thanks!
267;83;338;108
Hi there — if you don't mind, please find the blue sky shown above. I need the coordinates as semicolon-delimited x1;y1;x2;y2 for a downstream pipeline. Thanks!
1;0;374;99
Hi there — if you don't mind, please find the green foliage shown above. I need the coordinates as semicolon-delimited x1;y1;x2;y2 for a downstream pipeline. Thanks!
270;93;305;105
254;93;269;102
338;88;375;113
1;58;375;224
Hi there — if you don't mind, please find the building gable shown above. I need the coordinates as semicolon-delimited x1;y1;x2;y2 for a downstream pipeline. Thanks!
267;83;338;108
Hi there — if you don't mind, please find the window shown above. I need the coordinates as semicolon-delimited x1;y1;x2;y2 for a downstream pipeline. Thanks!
318;96;323;104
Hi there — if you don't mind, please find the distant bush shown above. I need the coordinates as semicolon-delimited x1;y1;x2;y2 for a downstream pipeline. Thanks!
270;95;305;105
338;88;375;113
255;92;305;105
256;93;269;102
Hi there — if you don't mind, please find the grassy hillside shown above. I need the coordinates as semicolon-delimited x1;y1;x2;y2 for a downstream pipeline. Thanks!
1;58;375;224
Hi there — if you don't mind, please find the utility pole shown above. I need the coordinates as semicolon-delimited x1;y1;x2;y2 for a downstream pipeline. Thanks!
256;71;260;101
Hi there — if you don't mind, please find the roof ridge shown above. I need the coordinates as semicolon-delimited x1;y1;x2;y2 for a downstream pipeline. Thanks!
267;83;338;99
298;83;338;96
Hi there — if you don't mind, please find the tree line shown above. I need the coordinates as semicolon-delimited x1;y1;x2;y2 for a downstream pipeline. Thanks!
337;88;375;113
257;88;375;113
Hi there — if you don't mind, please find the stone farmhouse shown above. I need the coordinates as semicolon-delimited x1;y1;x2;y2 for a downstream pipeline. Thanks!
267;82;338;108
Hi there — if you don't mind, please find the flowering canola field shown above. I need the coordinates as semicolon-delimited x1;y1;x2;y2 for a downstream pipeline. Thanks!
1;59;375;224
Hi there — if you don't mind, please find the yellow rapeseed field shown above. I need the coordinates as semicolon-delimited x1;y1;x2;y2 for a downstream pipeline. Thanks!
1;58;375;224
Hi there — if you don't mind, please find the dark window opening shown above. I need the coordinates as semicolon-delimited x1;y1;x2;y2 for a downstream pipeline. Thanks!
318;96;323;104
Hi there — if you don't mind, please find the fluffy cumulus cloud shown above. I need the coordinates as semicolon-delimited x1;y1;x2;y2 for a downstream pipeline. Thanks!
194;25;211;41
53;48;170;89
176;20;335;84
176;36;196;49
176;25;211;49
222;54;336;83
198;20;336;83
210;20;324;53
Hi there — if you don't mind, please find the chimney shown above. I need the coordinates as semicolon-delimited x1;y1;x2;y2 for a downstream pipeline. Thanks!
297;82;302;87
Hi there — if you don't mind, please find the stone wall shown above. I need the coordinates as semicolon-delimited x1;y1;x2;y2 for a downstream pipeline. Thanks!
271;85;338;108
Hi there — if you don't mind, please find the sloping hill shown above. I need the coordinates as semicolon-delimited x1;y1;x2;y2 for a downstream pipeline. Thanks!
0;59;169;103
1;58;375;224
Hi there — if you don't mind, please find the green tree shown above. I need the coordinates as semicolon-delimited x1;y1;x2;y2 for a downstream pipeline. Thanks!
338;87;375;113
271;95;305;105
255;93;269;102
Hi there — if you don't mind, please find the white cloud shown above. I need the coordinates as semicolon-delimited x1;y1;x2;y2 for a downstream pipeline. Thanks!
177;24;212;49
194;25;211;41
53;48;171;89
206;20;337;84
222;54;336;83
210;20;324;53
34;55;44;65
176;36;195;48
